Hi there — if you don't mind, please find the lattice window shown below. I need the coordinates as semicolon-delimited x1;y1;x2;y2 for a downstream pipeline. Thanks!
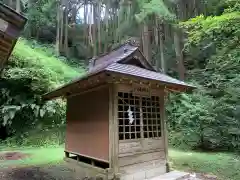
142;96;161;138
118;92;161;140
118;92;141;140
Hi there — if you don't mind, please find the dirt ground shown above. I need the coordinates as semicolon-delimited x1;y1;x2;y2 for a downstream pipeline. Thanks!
0;152;30;161
0;164;218;180
0;163;80;180
0;151;217;180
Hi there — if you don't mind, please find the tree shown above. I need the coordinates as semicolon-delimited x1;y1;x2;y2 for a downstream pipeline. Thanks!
16;0;21;13
135;0;175;71
9;0;13;7
64;0;69;56
56;0;61;55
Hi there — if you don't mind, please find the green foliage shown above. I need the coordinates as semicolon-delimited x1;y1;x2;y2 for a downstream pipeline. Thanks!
168;11;240;151
205;0;240;16
167;88;217;149
135;0;176;22
24;0;57;40
0;38;82;139
12;39;81;86
2;126;66;148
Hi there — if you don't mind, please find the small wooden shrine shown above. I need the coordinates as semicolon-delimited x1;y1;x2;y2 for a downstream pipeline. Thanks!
0;2;27;71
44;42;195;180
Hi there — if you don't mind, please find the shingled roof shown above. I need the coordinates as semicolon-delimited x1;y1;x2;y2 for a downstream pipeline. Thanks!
43;43;196;100
88;43;155;73
0;3;27;71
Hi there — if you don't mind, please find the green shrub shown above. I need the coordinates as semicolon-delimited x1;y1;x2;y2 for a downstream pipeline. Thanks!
168;12;240;151
0;39;83;142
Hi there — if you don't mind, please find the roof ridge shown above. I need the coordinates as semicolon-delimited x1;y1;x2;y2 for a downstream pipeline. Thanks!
87;40;140;63
87;42;132;62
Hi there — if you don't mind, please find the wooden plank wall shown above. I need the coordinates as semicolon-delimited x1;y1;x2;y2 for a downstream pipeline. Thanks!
65;86;110;162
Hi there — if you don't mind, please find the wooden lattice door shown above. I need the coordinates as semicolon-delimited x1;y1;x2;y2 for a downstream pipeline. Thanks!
117;92;162;141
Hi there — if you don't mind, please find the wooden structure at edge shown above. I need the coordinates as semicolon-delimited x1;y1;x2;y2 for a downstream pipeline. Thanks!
43;42;195;180
0;2;27;71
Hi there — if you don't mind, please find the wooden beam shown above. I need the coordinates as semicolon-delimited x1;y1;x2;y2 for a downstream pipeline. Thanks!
0;37;12;48
0;49;8;56
109;84;114;169
0;43;10;52
43;72;108;101
0;3;27;29
113;84;119;175
66;84;108;98
64;150;109;164
108;72;194;93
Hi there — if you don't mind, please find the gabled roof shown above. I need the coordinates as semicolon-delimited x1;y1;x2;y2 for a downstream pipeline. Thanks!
89;43;155;73
0;3;27;71
106;63;190;88
43;43;196;100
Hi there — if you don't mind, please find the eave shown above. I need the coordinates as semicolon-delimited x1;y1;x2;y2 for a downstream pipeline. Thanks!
0;3;27;71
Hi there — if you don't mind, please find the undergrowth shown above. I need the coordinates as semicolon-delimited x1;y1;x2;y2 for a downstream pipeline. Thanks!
0;38;85;142
170;149;240;180
0;126;65;148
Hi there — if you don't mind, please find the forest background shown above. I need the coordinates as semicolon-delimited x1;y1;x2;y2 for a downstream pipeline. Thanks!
0;0;239;153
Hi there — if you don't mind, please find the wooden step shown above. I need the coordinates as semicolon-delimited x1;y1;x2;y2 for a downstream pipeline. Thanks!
146;171;191;180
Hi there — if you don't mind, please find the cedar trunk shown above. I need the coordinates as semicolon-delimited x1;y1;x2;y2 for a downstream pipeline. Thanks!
174;29;185;81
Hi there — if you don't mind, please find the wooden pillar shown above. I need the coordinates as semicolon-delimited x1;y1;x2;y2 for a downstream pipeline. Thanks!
160;90;169;172
109;84;119;179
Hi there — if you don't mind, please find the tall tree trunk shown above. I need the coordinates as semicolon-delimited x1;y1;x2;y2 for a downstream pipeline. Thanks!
114;7;120;44
174;2;186;80
56;0;61;55
142;22;150;62
85;1;89;46
64;0;69;57
156;18;165;73
97;1;101;54
89;3;93;48
84;1;87;24
84;0;88;46
159;27;165;73
155;17;160;70
71;1;77;24
60;3;64;54
92;3;97;56
104;0;110;52
16;0;21;13
174;28;185;80
71;0;77;55
9;0;13;7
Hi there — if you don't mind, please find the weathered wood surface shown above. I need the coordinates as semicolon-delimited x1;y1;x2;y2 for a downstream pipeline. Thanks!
119;159;166;174
119;138;164;155
119;151;165;167
0;3;27;70
119;159;166;180
65;87;109;162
